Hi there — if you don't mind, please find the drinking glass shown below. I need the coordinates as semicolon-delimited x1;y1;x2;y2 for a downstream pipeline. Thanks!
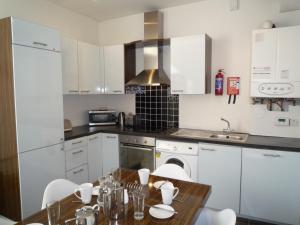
46;200;60;225
97;176;108;208
132;191;145;220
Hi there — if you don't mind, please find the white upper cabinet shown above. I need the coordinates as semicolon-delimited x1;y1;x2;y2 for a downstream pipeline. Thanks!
78;41;102;94
198;143;241;213
171;35;211;94
12;17;61;52
62;37;79;94
104;45;125;94
241;148;300;225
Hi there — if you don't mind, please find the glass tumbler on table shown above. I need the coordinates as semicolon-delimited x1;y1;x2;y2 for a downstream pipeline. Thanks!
132;191;145;220
46;200;60;225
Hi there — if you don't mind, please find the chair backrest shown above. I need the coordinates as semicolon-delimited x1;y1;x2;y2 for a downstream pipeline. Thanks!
196;208;236;225
152;164;193;182
41;179;78;209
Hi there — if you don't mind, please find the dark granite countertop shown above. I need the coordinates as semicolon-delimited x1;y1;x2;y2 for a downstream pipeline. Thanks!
64;125;300;152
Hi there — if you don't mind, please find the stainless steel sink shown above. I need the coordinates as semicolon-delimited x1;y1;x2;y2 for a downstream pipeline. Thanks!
171;129;248;143
209;133;248;141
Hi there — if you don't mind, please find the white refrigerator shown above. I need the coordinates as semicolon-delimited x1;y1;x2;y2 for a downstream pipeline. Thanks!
12;18;65;218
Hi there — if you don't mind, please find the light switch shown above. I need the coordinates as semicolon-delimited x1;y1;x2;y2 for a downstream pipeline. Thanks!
229;0;239;11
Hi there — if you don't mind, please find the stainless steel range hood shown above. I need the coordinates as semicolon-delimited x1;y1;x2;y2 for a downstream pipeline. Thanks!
125;11;170;86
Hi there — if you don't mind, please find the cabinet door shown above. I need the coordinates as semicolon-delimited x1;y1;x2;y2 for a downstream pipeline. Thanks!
62;37;79;94
171;35;207;94
277;26;300;82
12;17;60;51
66;164;89;184
65;146;88;171
78;41;102;94
241;148;300;225
102;133;119;175
19;144;65;218
88;134;103;182
13;45;64;152
198;144;241;212
104;45;124;94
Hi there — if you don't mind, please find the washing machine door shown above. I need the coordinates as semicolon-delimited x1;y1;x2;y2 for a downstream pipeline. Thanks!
157;154;191;178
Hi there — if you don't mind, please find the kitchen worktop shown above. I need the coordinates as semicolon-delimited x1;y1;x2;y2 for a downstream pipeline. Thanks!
64;125;300;152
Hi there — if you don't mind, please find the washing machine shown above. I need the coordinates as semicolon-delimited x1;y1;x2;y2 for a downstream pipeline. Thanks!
155;140;199;181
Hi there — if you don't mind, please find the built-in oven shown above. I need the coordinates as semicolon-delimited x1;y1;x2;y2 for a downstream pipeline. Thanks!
119;135;155;171
88;109;117;126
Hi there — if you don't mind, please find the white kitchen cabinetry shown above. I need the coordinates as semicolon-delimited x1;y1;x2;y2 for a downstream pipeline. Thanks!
198;143;241;213
19;144;65;218
64;137;89;184
104;45;125;94
12;18;61;51
102;133;119;175
88;134;103;182
170;35;211;94
78;41;102;94
241;148;300;225
61;37;79;94
13;44;64;153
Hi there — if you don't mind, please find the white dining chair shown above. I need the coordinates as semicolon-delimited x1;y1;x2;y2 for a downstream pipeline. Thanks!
152;163;193;182
0;215;15;225
41;179;78;209
195;208;236;225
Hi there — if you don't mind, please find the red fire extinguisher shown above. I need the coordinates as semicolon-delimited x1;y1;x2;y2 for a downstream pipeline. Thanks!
215;69;224;95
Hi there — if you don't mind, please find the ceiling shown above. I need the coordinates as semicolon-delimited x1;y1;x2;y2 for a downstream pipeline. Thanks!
47;0;205;21
280;0;300;12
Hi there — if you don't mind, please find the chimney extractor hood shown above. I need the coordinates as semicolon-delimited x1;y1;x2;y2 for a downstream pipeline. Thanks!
125;11;170;86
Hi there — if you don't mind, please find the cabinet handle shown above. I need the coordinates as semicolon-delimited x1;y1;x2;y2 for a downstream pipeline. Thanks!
201;148;216;152
113;90;122;93
80;90;90;93
72;140;82;145
263;154;281;158
72;149;83;155
89;136;98;141
33;41;48;47
172;90;184;93
69;90;79;93
106;136;116;139
73;168;84;174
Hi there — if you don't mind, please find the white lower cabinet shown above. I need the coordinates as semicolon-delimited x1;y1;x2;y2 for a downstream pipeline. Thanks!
102;133;120;176
88;134;103;182
241;148;300;225
198;143;241;212
66;164;89;185
64;137;88;184
19;144;65;218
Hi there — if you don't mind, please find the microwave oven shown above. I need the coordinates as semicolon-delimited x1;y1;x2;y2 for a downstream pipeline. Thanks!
88;110;117;126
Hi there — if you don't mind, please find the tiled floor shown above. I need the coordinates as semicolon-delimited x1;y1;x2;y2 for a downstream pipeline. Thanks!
236;218;276;225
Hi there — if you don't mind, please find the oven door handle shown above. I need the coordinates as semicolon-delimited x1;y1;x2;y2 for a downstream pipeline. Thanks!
120;145;154;152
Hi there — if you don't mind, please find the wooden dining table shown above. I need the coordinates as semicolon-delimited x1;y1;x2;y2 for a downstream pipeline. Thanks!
15;168;211;225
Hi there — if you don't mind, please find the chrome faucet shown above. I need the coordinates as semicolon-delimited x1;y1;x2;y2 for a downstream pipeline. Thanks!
221;118;232;133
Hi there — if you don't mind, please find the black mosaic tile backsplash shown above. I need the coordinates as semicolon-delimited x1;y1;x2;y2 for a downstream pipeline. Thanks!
135;86;179;131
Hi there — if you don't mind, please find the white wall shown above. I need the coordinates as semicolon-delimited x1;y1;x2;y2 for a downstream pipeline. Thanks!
0;0;99;44
98;0;300;132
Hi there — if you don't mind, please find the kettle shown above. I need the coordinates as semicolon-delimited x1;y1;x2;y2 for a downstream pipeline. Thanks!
117;112;125;128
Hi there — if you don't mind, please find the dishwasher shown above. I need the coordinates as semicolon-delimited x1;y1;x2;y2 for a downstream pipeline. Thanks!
119;135;155;171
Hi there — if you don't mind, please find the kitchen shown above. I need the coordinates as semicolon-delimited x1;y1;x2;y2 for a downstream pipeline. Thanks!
1;0;300;225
